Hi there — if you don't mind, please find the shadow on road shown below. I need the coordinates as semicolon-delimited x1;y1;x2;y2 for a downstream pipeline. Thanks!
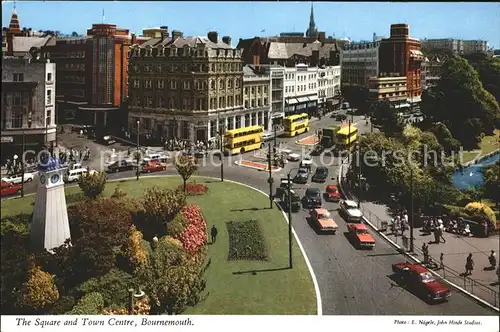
230;207;270;212
366;252;402;257
232;266;291;275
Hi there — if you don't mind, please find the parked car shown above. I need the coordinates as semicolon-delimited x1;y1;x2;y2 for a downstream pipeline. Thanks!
312;166;329;183
2;172;36;184
287;153;301;162
141;161;167;173
1;181;21;197
308;208;338;233
107;160;136;173
303;188;322;208
293;168;309;184
347;223;375;249
392;262;451;302
339;199;363;222
324;184;341;202
283;189;301;213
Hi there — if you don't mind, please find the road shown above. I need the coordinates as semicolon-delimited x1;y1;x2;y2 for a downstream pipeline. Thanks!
5;115;497;315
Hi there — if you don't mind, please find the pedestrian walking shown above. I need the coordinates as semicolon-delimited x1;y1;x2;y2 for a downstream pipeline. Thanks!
211;225;218;244
422;243;429;263
465;253;474;276
438;221;446;243
440;253;445;270
489;250;497;269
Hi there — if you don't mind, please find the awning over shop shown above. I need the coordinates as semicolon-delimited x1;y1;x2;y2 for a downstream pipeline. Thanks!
285;98;298;105
307;96;318;102
296;97;309;103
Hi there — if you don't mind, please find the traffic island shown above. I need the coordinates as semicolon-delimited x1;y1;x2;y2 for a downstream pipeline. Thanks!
234;160;282;172
0;176;317;315
296;135;319;146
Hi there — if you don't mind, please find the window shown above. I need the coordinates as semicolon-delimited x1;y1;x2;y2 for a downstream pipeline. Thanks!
264;98;268;105
220;79;225;89
228;79;233;89
235;79;240;88
46;90;52;104
245;87;249;95
13;73;24;82
133;80;140;88
145;80;152;89
46;110;52;126
170;80;177;89
157;80;165;89
156;96;165;108
13;92;22;106
244;100;249;108
146;96;153;107
264;86;268;93
210;80;215;89
251;87;255;94
257;86;261;94
12;112;23;128
47;73;52;81
183;81;190;90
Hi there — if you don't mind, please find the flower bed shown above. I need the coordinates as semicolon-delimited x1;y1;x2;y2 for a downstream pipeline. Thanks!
176;205;207;254
226;220;268;261
178;183;209;196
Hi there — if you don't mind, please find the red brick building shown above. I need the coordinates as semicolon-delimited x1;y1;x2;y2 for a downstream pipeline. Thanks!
378;24;424;102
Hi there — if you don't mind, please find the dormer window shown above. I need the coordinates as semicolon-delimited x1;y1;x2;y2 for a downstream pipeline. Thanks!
145;47;152;57
158;47;165;56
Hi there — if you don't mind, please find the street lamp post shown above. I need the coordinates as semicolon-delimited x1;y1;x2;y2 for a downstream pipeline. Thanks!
273;124;278;149
267;143;273;209
127;287;145;314
219;123;225;182
136;120;140;181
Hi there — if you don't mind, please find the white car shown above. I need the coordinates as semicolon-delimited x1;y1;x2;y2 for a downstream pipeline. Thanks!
2;172;36;184
340;199;363;222
300;156;313;168
287;153;300;162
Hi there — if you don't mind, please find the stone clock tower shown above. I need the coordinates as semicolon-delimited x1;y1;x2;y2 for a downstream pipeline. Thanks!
31;156;71;252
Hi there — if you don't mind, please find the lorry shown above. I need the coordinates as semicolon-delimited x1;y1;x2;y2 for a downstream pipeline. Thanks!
320;125;339;149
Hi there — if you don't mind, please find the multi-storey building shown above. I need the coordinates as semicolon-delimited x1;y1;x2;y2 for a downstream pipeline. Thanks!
421;38;488;54
421;55;442;89
242;66;271;130
40;23;144;128
284;64;318;116
368;76;408;108
462;40;488;54
340;41;381;86
317;65;341;109
1;56;56;160
127;31;245;143
268;65;285;126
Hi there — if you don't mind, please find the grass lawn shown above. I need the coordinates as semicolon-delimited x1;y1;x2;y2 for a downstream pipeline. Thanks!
461;129;500;163
0;176;317;315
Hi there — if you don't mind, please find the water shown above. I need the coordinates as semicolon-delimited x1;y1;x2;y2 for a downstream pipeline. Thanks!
452;152;500;190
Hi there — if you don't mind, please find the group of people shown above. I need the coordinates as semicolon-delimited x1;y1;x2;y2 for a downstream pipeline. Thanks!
464;250;497;276
421;217;447;243
389;210;409;236
57;147;91;164
164;138;216;153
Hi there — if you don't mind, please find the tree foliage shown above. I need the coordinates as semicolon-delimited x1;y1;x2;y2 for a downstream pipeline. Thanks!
140;236;208;315
68;292;104;315
78;171;107;199
175;155;198;191
15;260;59;312
464;202;498;230
120;226;150;273
481;161;500;203
369;99;405;136
421;56;500;149
462;53;500;104
341;84;370;112
138;187;186;239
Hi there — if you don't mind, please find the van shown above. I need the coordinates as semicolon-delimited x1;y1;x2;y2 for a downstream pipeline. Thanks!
143;153;168;163
64;168;88;183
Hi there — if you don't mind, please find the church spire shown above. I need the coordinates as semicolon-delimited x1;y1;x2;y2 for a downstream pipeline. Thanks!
306;2;318;38
8;3;22;35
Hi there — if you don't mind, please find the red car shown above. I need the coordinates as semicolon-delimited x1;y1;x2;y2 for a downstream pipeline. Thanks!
141;161;167;173
346;223;375;249
392;262;451;302
325;184;340;202
1;181;21;197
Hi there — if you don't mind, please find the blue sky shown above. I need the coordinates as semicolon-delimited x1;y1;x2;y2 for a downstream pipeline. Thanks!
2;1;500;48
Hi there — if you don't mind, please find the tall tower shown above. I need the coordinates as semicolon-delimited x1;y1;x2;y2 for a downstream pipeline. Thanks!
6;5;22;56
30;156;71;252
305;2;318;38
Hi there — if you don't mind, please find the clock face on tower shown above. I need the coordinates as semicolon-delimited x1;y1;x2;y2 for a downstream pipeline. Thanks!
50;174;60;184
40;175;46;185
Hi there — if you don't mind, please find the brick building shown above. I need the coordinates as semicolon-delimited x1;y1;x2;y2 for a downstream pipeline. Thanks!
127;31;245;143
1;56;57;160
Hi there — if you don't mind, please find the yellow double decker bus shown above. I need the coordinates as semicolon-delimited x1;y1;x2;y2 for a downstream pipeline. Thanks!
283;113;310;137
335;125;358;152
223;125;264;155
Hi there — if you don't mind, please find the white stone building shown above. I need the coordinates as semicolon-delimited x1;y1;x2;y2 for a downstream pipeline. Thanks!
317;65;341;109
242;65;271;131
284;63;318;116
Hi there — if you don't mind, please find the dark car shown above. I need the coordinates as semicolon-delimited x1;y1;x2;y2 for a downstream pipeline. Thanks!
311;144;325;156
293;168;309;184
283;189;301;213
303;188;322;208
336;114;347;121
107;160;136;173
275;178;292;201
312;166;329;183
97;135;116;145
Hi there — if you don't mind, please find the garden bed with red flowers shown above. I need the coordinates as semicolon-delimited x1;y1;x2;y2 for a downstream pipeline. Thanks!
178;183;209;196
175;204;208;255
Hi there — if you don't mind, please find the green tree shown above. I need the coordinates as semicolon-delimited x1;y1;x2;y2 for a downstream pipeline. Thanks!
120;226;150;274
369;99;405;136
68;292;104;315
78;171;107;199
341;84;370;112
175;155;198;191
71;31;79;37
140;237;208;315
463;52;500;103
482;161;500;205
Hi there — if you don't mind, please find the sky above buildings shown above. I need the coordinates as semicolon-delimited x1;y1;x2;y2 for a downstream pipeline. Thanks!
2;1;499;48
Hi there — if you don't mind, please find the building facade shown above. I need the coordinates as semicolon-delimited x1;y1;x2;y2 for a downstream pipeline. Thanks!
462;40;488;54
268;66;285;126
1;57;56;159
318;65;341;109
127;31;246;143
421;38;488;54
242;66;271;130
284;64;318;116
340;41;381;86
368;76;408;108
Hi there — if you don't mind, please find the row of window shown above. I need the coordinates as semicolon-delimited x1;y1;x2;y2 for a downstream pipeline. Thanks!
379;91;406;98
131;62;243;74
243;85;269;95
3;111;52;129
132;95;242;110
210;113;263;133
63;63;85;70
13;72;52;83
318;79;338;87
243;98;268;109
131;47;240;60
132;78;242;90
60;75;85;84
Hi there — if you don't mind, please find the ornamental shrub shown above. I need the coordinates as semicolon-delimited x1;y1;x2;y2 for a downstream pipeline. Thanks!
78;171;107;199
15;261;59;312
464;201;498;230
176;183;209;196
68;292;104;315
175;205;207;255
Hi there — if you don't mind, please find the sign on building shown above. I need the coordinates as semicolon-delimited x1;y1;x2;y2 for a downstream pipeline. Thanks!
1;136;14;143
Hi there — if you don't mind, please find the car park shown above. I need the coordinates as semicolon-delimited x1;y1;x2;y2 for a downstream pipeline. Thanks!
1;181;21;197
141;161;167;173
2;172;36;184
293;168;309;184
324;184;340;202
392;262;451;302
339;199;363;222
347;223;375;249
303;188;322;208
308;208;338;233
311;166;329;183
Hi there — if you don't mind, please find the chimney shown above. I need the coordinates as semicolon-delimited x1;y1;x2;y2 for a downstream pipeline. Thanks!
207;31;218;43
131;33;137;45
318;31;326;43
160;26;169;39
172;30;183;39
222;36;232;46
